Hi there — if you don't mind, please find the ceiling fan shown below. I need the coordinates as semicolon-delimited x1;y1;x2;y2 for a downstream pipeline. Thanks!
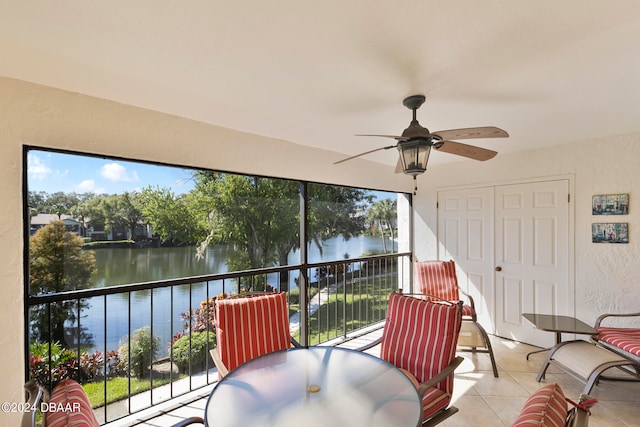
335;94;509;187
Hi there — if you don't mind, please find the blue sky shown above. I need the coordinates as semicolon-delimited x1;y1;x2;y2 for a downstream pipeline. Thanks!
27;150;196;195
27;149;396;201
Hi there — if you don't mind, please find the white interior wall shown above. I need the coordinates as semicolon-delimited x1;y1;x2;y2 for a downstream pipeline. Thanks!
413;132;640;327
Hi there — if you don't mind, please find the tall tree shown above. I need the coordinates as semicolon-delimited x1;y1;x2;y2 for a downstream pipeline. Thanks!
192;173;372;290
29;221;97;346
193;172;299;272
367;199;397;253
69;192;98;235
139;186;206;245
98;193;143;239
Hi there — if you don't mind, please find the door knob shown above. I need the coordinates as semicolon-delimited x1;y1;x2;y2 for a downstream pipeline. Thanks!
495;266;502;272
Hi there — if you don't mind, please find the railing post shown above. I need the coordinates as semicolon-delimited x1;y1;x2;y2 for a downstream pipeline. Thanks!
342;263;347;339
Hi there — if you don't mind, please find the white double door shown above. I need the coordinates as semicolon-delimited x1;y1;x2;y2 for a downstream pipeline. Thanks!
437;179;572;348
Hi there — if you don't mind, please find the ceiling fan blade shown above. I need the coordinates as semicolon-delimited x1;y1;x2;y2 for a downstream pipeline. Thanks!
356;134;408;140
334;145;396;165
430;126;508;140
435;140;497;161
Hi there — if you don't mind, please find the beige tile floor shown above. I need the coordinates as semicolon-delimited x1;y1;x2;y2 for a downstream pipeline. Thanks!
129;332;640;427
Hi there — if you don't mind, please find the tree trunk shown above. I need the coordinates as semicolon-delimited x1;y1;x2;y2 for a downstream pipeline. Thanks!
378;220;388;253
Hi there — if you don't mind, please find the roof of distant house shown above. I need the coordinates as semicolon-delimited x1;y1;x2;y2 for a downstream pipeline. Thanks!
30;213;79;225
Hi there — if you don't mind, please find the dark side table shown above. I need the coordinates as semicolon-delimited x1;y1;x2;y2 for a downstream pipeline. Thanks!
521;313;598;360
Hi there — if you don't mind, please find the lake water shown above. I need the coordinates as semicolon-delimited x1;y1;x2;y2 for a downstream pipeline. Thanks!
81;235;393;354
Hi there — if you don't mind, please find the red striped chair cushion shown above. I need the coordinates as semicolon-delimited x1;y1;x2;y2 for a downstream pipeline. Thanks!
416;260;460;301
45;379;100;427
416;260;476;317
461;304;475;317
380;291;462;419
215;292;291;373
512;383;568;427
596;326;640;358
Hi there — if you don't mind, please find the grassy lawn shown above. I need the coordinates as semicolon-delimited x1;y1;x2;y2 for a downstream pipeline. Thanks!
83;376;178;408
287;286;319;317
293;274;396;345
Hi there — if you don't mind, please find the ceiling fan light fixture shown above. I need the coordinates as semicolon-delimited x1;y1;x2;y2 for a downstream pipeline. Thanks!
398;139;431;176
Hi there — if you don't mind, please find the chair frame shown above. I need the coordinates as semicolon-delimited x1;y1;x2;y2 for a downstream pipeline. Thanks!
358;292;464;426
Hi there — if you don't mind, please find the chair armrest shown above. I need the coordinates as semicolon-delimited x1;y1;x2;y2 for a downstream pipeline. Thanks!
354;337;383;352
416;356;464;398
21;381;47;427
567;394;597;427
458;288;476;312
210;348;229;378
594;312;640;328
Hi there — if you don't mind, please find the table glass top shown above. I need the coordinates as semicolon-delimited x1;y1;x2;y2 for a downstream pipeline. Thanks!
522;313;597;335
205;346;421;427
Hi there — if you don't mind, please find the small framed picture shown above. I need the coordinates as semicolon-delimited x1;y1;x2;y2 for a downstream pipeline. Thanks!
592;194;629;215
592;223;628;243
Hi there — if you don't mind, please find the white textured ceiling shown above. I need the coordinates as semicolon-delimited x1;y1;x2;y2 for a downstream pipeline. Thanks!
2;1;640;168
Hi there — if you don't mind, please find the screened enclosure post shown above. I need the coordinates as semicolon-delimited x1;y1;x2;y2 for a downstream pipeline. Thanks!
409;193;415;293
150;289;154;400
103;295;108;422
298;182;309;348
22;146;31;386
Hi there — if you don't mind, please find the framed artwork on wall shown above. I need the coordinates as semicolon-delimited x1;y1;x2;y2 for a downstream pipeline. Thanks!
592;223;628;243
592;194;629;215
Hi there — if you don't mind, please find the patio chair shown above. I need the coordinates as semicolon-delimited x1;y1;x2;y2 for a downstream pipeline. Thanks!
358;290;464;426
535;312;640;396
210;291;300;378
415;259;499;377
21;378;100;427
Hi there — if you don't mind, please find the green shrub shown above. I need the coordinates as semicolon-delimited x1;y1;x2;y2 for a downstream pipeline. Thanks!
29;341;78;391
118;326;160;378
171;331;216;373
288;288;300;305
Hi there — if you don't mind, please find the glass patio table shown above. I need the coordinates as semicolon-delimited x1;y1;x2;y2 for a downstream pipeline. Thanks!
204;346;422;427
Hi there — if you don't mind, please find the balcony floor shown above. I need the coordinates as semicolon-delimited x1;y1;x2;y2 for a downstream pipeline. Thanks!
118;330;640;427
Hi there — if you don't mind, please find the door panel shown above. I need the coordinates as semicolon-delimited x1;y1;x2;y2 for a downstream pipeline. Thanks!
502;277;523;325
438;187;494;332
495;180;570;347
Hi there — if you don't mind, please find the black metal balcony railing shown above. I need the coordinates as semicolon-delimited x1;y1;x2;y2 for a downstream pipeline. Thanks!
26;252;410;424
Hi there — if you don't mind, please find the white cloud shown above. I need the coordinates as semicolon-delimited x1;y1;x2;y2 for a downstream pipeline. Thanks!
27;154;52;179
101;163;139;182
76;179;105;194
77;179;95;191
78;179;94;191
